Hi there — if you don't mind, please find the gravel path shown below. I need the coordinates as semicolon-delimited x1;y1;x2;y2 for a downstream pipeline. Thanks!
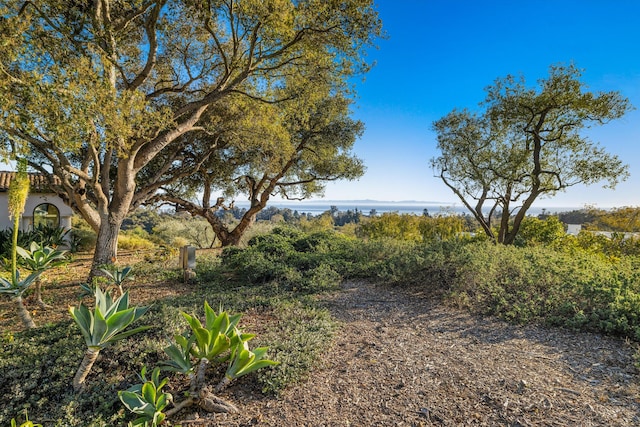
198;281;640;426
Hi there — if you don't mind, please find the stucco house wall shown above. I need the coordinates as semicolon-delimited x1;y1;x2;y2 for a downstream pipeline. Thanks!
0;172;73;232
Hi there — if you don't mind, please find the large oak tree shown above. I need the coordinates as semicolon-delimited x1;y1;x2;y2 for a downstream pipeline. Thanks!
0;0;381;275
431;64;632;244
154;83;364;247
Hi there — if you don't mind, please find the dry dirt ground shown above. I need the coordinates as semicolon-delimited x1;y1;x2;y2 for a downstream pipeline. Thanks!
2;254;640;426
0;251;192;331
210;281;640;427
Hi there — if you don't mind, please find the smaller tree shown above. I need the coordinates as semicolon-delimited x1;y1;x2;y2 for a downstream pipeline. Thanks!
16;242;68;309
157;89;364;247
432;64;632;244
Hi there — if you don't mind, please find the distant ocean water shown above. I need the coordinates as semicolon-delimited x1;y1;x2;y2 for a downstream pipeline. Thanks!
234;201;578;216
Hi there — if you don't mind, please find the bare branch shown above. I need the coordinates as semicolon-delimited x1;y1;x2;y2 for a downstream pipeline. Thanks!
128;2;162;90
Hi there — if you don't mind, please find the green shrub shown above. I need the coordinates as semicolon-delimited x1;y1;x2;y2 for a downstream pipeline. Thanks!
357;213;422;242
357;213;468;243
221;227;348;293
514;216;566;247
0;321;126;426
574;231;640;257
257;300;336;394
71;215;97;252
443;242;640;339
118;234;156;251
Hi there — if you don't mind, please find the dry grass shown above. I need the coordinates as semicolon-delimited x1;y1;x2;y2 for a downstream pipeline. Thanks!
0;250;192;333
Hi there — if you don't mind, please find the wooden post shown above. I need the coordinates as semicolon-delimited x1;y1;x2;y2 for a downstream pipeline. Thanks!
180;246;197;283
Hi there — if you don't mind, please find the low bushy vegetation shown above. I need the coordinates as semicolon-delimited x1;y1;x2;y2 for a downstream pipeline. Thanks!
443;242;640;338
0;232;339;426
4;213;640;425
0;225;72;257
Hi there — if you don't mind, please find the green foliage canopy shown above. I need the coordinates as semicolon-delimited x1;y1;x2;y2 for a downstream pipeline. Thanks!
432;64;632;244
0;0;381;273
155;83;365;247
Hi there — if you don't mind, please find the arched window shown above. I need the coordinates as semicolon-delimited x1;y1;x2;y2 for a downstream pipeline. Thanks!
33;203;60;228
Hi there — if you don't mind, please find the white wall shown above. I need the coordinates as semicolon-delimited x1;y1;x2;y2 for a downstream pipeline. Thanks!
0;192;73;231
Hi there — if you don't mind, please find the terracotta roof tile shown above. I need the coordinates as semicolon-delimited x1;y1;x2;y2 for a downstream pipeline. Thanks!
0;171;61;192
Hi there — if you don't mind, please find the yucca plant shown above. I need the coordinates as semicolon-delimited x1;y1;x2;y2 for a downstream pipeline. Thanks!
70;287;150;391
118;366;172;427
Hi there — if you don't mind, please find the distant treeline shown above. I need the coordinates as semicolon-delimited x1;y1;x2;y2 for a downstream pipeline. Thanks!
119;205;640;242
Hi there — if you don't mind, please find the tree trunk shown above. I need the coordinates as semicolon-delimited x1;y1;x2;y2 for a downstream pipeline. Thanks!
219;214;257;247
90;217;122;281
15;295;36;329
73;348;100;392
34;278;51;309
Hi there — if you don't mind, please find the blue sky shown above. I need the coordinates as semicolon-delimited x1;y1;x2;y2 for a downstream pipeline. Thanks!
318;0;640;209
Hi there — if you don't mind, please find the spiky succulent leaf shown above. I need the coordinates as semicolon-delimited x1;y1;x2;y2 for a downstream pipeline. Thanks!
0;276;13;292
161;333;195;373
16;243;68;272
69;304;93;346
204;300;217;329
0;271;44;296
162;344;193;374
141;382;156;406
226;342;279;380
181;311;203;332
70;288;150;350
227;313;243;331
119;391;150;414
108;325;153;343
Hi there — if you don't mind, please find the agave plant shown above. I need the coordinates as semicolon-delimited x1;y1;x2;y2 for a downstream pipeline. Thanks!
118;366;172;427
161;302;277;417
181;302;254;362
70;287;150;391
16;242;68;271
216;340;279;392
16;241;68;308
99;264;134;296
